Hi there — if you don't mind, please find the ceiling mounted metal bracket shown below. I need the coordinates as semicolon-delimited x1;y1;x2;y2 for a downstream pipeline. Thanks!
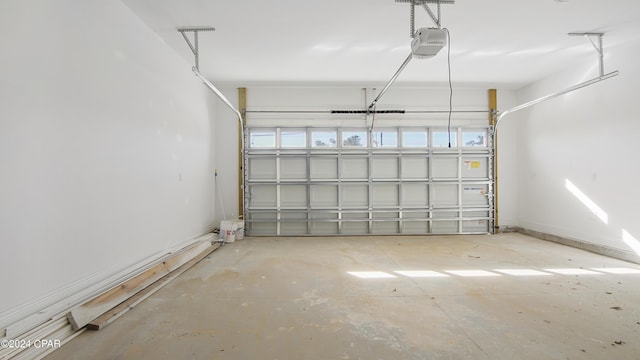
495;32;619;133
396;0;454;35
422;1;442;29
177;26;216;71
177;25;244;152
568;32;606;77
178;25;246;221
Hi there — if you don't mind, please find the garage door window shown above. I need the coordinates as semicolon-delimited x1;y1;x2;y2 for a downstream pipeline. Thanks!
372;130;398;147
462;130;486;147
342;130;367;147
402;129;428;147
282;129;307;148
250;129;276;148
432;130;457;147
312;130;337;147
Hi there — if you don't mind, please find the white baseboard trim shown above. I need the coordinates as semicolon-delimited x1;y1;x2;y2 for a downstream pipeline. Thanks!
515;227;640;265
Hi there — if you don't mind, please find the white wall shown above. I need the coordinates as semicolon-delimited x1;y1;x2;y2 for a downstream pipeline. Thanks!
514;36;640;257
214;85;519;228
0;0;216;331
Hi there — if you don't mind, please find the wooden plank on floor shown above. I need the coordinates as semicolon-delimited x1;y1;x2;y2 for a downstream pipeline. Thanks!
86;242;220;330
67;240;215;331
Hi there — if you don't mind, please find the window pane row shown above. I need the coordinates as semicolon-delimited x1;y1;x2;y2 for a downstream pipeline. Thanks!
249;128;487;148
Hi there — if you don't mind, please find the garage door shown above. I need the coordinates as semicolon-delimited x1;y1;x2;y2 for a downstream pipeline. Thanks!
244;126;494;235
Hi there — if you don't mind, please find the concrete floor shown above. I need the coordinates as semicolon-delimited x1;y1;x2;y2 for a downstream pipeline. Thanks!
46;233;640;360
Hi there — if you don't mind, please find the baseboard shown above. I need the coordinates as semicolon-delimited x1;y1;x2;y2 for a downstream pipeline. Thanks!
514;227;640;265
496;225;519;233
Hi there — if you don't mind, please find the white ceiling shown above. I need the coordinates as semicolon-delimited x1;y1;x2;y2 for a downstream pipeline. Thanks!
122;0;640;88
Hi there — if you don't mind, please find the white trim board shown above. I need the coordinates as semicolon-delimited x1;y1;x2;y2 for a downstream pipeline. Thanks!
1;233;215;339
515;227;640;265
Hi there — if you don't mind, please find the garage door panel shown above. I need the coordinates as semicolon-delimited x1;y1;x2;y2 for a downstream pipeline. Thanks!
404;211;429;219
401;158;428;179
372;158;398;179
249;185;277;207
403;218;429;234
462;185;488;206
281;158;306;180
343;212;368;219
342;213;369;235
431;211;459;234
342;158;368;179
249;158;276;179
310;213;338;234
462;220;488;233
373;212;397;220
281;212;307;235
372;184;398;206
281;185;307;208
432;158;458;178
341;185;368;207
402;184;428;206
310;158;337;179
432;221;458;234
342;221;368;235
462;157;489;178
310;185;338;207
246;126;493;236
310;223;338;234
373;221;399;234
249;213;277;235
432;184;458;206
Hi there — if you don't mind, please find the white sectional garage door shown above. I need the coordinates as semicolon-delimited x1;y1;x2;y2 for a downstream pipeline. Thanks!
245;126;494;235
